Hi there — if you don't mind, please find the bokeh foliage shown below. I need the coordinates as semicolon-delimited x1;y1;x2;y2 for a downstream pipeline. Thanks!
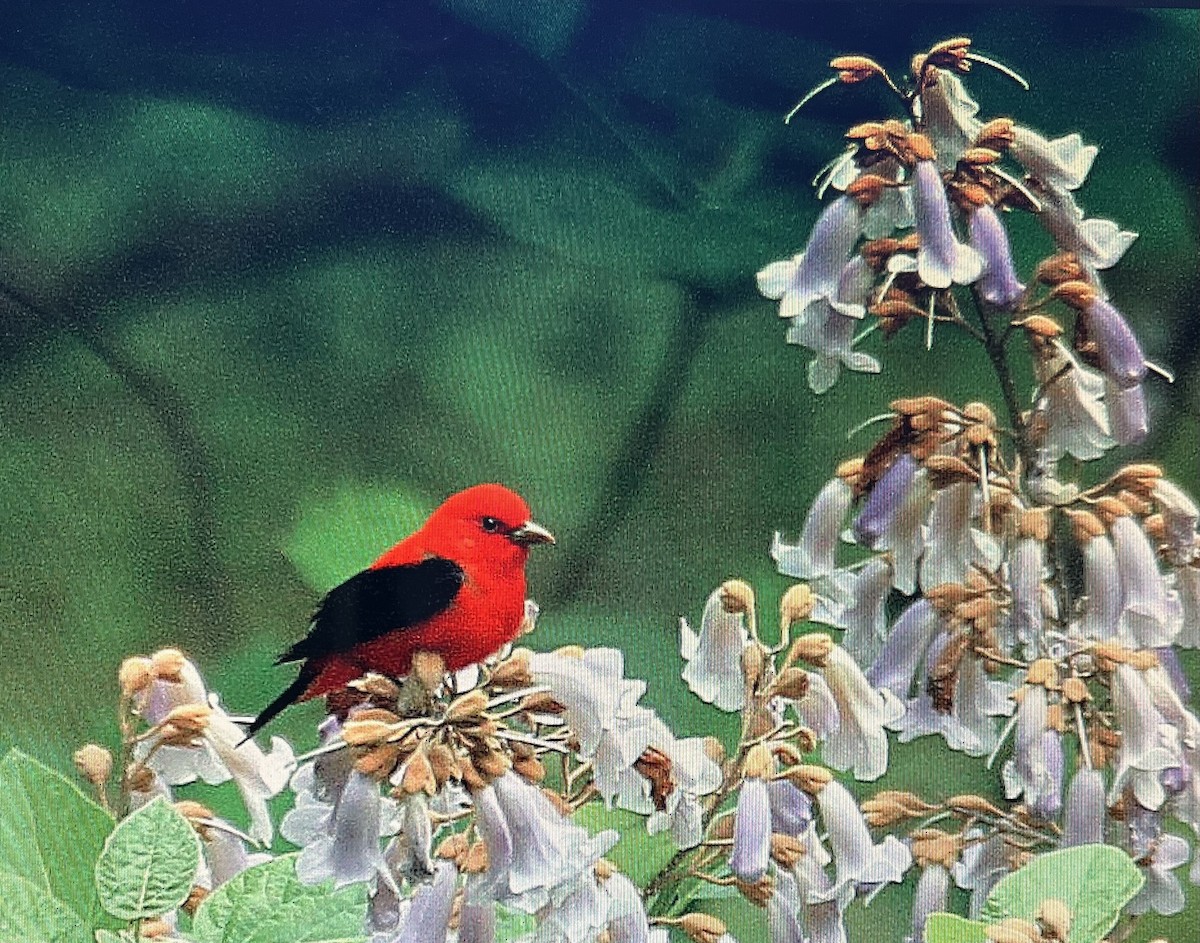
1;3;1197;940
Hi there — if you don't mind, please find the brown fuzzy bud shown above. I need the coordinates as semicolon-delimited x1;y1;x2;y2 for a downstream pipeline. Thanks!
770;833;806;869
474;748;513;782
183;885;209;915
1110;463;1163;492
861;795;915;827
946;794;1004;817
399;749;436;796
787;633;834;668
73;744;113;786
1126;649;1160;670
846;173;889;207
163;704;211;736
1018;314;1064;338
1018;509;1051;542
1038;898;1072;940
490;648;533;688
173;799;215;826
1068;510;1105;542
1094;495;1132;523
720;579;755;614
912;831;961;869
836;457;865;482
741;643;767;693
737;873;775;908
347;673;402;701
905;132;936;162
1062;676;1090;704
446;690;490;723
513;753;547;783
975;118;1015;150
780;583;815;631
769;667;811;701
1026;658;1059;689
924;454;979;488
411;650;447;692
118;657;155;696
428;743;462;785
743;743;774;780
679;913;729;943
1050;279;1098;310
124;764;156;794
151;648;188;682
786;764;833;795
342;718;396;746
830;55;886;83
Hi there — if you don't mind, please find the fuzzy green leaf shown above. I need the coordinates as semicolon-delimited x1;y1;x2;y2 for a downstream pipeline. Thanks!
923;913;990;943
192;855;367;943
0;871;92;943
494;905;537;942
0;750;115;930
572;804;676;888
94;797;200;921
982;844;1143;943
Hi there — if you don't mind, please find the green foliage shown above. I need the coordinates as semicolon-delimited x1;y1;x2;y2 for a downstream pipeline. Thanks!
495;906;537;943
924;913;990;943
0;872;93;943
94;797;201;922
0;750;116;932
982;844;1144;943
284;483;433;590
191;854;368;943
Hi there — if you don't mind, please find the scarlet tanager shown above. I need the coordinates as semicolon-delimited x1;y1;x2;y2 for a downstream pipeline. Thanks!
247;483;554;735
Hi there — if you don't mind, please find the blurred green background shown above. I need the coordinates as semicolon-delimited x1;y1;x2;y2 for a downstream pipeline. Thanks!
1;2;1197;940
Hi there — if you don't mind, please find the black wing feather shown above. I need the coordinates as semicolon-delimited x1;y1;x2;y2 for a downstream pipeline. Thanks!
277;556;466;665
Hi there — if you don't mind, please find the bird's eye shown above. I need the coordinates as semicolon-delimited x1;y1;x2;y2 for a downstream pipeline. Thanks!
481;516;504;533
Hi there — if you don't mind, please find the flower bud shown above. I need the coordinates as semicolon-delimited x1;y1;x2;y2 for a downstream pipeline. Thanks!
73;744;113;786
787;632;834;668
720;579;755;615
770;833;806;869
785;763;832;795
118;657;154;696
151;648;187;682
490;648;533;687
162;704;211;736
768;667;810;700
1038;898;1072;940
679;913;729;943
446;689;489;723
780;583;815;630
1062;676;1090;703
411;650;447;691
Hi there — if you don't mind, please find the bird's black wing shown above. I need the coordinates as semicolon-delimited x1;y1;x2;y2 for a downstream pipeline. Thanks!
277;556;466;664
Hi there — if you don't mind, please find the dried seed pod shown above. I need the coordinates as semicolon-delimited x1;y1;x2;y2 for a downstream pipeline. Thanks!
411;650;447;692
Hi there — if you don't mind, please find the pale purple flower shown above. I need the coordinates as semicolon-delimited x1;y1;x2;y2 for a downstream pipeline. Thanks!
758;197;865;318
1127;814;1191;917
952;831;1008;918
852;454;918;548
866;599;942;699
137;654;294;845
1035;183;1137;271
453;902;496;943
911;160;983;289
1174;563;1200;648
768;780;814;837
909;863;950;943
1083;297;1147;389
1062;767;1107;847
534;869;610;943
286;765;390;888
969;205;1025;309
812;780;912;899
680;587;749;712
529;648;646;757
1078;532;1122;639
1009;127;1097;191
1001;686;1059;815
194;821;272;892
1113;515;1183;647
1032;340;1113;462
820;644;905;781
1106;379;1149;446
767;869;807;943
787;670;841;742
472;772;618;913
787;256;881;393
383;860;457;943
730;776;772;883
1109;663;1182;811
819;557;892;666
772;476;853;579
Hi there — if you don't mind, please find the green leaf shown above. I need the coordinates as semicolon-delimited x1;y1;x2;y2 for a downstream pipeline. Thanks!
0;750;115;929
94;797;200;922
982;844;1144;943
494;905;537;942
192;854;368;943
94;931;135;943
284;483;432;589
0;871;92;943
572;804;676;888
923;913;990;943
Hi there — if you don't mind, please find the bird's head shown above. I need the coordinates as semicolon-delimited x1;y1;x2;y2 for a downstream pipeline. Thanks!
422;483;555;569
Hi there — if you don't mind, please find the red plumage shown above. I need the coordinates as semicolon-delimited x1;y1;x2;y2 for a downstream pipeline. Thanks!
247;483;553;735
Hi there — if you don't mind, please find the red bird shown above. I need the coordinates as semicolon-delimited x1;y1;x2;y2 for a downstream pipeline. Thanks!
247;484;554;735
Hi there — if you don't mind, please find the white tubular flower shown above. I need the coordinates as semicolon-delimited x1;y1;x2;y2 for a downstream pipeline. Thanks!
1001;686;1057;816
1008;534;1046;654
1127;812;1191;918
911;160;983;289
1009;127;1097;191
529;647;647;758
1108;663;1182;811
1033;340;1113;462
533;868;609;943
832;557;893;666
787;670;841;742
603;870;651;943
1078;530;1122;639
1154;479;1199;565
1112;515;1183;647
473;772;618;914
909;863;951;943
1062;767;1107;847
286;766;391;889
920;482;1001;592
136;651;294;845
192;819;272;892
772;475;853;580
812;780;912;900
820;644;904;781
1175;562;1200;649
918;71;982;168
638;725;723;849
681;588;750;712
451;901;495;943
879;468;931;596
767;869;807;943
757;196;864;320
787;256;881;394
1035;183;1137;271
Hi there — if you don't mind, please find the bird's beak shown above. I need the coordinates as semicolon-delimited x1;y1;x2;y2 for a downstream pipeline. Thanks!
508;520;556;546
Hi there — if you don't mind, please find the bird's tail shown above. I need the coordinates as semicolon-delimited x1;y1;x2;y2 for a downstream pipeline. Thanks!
241;665;316;742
